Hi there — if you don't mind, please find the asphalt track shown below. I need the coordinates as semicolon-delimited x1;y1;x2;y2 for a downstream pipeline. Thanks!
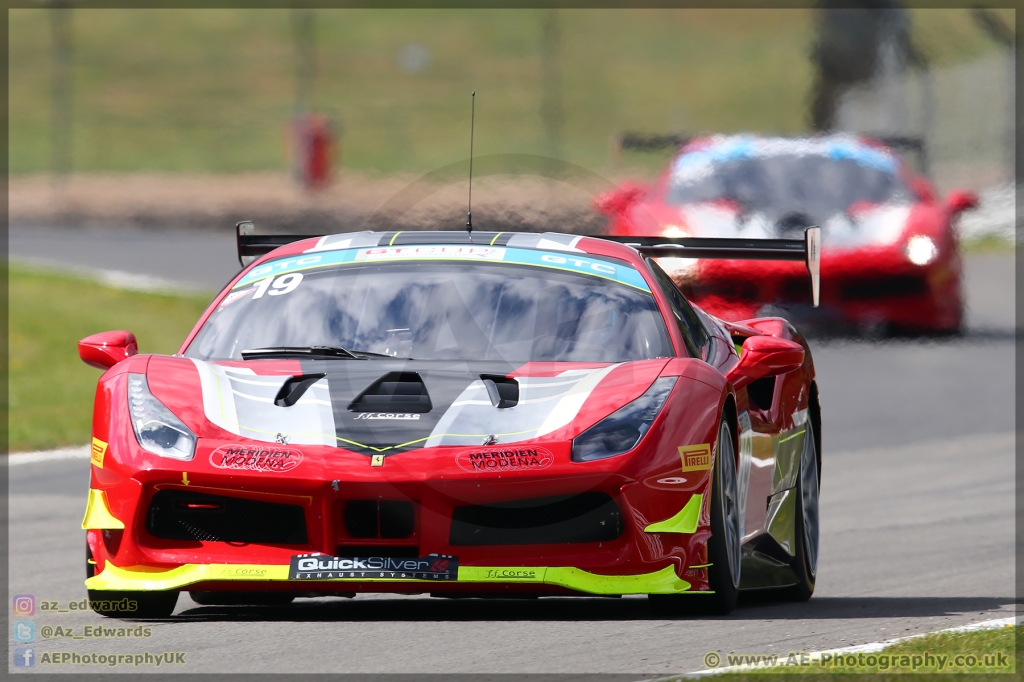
7;226;1018;675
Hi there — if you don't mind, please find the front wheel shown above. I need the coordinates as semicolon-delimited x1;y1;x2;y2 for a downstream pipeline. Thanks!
86;543;178;618
87;590;179;619
650;416;741;615
785;419;819;601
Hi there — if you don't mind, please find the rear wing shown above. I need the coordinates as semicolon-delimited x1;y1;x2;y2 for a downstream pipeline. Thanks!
602;229;820;306
235;221;821;307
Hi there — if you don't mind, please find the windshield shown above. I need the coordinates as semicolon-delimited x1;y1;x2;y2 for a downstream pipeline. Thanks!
186;250;672;363
665;152;911;217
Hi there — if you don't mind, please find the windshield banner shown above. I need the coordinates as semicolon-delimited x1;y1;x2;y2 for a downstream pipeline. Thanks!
234;245;651;292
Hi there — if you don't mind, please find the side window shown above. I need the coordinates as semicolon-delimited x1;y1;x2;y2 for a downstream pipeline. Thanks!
647;259;710;360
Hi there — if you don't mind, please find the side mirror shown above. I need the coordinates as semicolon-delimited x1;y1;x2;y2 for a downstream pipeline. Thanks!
726;335;804;390
79;331;138;370
594;183;646;217
946;190;979;215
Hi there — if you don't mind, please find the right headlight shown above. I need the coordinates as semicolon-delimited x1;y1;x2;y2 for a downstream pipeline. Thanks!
571;376;677;462
127;373;196;460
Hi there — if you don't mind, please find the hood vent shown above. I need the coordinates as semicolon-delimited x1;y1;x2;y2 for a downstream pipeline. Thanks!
481;375;519;408
274;373;326;407
348;372;432;413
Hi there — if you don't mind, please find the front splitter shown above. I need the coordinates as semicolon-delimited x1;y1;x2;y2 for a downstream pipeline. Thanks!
86;562;693;595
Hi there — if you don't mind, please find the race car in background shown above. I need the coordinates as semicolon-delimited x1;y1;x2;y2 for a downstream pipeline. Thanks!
598;134;978;335
79;224;822;618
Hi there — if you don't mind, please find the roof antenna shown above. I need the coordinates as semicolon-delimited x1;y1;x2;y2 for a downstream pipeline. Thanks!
466;90;475;240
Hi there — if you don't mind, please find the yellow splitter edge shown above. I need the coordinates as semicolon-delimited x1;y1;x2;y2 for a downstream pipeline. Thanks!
86;563;695;595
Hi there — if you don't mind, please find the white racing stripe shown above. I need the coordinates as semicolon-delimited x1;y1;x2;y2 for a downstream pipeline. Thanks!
676;615;1020;677
7;445;91;466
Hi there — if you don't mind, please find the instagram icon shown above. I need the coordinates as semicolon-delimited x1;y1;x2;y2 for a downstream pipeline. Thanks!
12;595;35;616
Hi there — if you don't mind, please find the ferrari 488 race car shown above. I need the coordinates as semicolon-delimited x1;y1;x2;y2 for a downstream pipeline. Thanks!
79;225;822;617
598;134;978;334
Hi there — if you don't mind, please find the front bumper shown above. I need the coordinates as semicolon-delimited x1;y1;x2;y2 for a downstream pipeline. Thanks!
85;437;715;596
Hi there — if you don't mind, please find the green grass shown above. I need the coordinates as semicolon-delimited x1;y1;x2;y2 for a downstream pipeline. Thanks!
8;265;214;452
962;234;1016;254
9;8;1010;176
693;622;1018;679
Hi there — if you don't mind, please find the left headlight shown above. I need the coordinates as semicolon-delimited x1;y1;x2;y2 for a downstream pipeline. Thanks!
571;376;677;462
127;373;196;460
905;235;938;266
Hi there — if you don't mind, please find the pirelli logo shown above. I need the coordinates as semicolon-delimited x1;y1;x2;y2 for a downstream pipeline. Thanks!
679;444;712;472
91;437;108;468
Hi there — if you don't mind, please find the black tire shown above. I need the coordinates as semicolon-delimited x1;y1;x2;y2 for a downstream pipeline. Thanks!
650;416;741;615
85;542;178;618
189;591;295;606
87;589;179;618
785;419;819;601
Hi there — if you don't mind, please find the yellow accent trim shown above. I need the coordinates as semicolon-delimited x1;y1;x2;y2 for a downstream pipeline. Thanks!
91;437;107;468
643;494;703;534
688;563;712;569
489;232;504;246
85;563;690;595
388;232;403;246
81;489;125;530
779;428;806;444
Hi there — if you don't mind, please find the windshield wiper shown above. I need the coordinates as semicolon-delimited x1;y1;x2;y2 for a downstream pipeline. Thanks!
242;345;369;360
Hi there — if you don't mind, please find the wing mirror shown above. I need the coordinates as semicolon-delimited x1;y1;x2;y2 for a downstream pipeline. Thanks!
79;331;138;370
946;190;979;215
726;335;805;390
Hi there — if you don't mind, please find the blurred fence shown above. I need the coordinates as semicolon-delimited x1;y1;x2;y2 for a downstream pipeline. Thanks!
835;51;1016;241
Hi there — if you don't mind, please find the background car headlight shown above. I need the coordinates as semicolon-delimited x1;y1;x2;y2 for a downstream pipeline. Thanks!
128;373;196;460
571;376;677;462
905;235;938;266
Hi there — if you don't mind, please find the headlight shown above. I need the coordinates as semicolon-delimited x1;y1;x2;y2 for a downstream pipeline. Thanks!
571;376;677;462
127;373;196;460
905;235;937;266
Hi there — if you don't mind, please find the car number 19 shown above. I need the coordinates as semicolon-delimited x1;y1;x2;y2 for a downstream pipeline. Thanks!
252;273;304;299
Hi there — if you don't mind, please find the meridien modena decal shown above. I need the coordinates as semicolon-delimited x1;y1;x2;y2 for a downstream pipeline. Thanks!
455;445;554;473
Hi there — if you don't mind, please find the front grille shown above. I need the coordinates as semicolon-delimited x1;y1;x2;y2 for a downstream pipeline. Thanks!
839;276;927;301
778;276;813;303
450;492;622;546
335;545;419;557
147;490;307;544
344;500;415;539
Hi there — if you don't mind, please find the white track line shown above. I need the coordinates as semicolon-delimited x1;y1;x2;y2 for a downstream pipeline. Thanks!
679;615;1020;677
7;445;91;466
12;256;207;294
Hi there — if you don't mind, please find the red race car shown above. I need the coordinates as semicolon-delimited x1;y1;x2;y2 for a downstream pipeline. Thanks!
598;134;977;335
80;225;822;617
